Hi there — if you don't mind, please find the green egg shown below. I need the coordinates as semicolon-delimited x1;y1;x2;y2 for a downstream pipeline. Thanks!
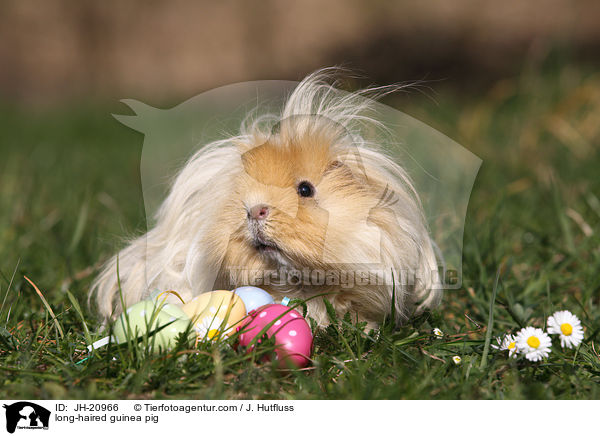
113;300;194;352
160;302;189;319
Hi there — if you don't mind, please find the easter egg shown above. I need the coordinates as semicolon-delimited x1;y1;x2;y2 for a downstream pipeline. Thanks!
238;304;313;368
113;300;194;352
182;290;246;340
232;286;274;313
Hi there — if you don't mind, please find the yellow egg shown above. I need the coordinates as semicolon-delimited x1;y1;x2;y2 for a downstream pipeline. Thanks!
182;290;246;339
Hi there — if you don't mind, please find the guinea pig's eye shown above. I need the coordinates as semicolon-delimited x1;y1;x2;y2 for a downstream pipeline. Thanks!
297;181;315;198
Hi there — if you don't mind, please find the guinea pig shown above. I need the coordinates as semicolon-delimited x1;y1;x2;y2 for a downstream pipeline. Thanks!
91;69;442;328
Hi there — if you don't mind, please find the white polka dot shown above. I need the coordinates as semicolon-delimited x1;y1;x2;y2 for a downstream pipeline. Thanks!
169;317;175;322
290;313;298;318
209;307;217;313
274;320;281;326
289;330;297;337
126;307;133;314
259;311;267;318
140;310;146;317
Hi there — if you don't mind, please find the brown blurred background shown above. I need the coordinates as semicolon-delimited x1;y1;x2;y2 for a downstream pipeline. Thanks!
1;0;599;106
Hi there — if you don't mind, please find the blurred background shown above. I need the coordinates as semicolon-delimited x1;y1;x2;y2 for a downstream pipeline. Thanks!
1;0;599;105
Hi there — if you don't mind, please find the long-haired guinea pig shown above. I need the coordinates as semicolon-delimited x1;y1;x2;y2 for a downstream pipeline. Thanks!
91;69;442;328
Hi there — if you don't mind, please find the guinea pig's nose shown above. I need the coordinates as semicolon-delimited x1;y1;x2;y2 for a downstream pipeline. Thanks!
248;204;270;220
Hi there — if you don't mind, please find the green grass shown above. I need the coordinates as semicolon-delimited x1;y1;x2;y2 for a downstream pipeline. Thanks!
1;58;599;399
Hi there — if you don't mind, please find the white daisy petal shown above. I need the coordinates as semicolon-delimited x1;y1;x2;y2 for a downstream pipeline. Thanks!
547;310;584;349
492;334;518;358
515;326;552;361
195;315;224;341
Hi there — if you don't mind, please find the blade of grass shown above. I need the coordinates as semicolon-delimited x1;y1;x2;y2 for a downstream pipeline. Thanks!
24;275;64;339
551;176;575;254
0;366;62;380
1;259;20;323
66;289;92;345
479;265;501;369
68;195;90;254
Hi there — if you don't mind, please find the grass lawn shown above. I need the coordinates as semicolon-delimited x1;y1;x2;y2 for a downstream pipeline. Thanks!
1;58;599;399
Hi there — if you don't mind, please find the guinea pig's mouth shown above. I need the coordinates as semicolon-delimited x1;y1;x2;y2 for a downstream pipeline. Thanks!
249;232;290;265
253;239;287;263
247;220;293;266
254;240;279;253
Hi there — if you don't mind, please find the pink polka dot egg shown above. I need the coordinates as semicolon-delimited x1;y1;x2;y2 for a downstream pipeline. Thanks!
238;304;313;368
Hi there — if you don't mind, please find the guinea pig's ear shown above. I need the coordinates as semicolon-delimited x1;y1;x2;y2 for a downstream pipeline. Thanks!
324;159;355;180
325;160;344;172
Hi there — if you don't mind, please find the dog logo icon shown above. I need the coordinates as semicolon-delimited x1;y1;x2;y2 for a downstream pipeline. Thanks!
2;402;50;433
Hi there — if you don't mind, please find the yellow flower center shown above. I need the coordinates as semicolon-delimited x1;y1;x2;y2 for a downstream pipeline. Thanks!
207;329;219;339
560;323;573;336
507;341;516;350
527;336;540;348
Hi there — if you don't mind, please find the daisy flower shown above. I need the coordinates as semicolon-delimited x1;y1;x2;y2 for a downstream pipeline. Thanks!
515;327;552;362
547;310;584;349
452;356;462;365
432;328;444;338
195;315;224;341
491;334;518;358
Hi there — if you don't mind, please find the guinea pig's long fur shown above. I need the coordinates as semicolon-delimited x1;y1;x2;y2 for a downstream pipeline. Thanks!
91;69;442;327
